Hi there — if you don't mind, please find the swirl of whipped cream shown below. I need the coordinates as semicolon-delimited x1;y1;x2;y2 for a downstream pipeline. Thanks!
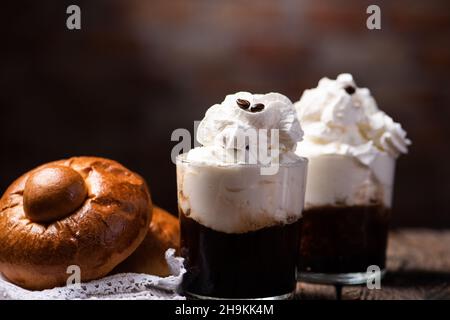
294;74;411;165
187;92;303;165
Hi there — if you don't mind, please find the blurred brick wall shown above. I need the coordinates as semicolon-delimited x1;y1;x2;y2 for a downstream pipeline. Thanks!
0;0;449;227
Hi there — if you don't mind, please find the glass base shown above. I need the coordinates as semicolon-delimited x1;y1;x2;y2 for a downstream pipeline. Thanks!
185;291;295;300
298;269;386;285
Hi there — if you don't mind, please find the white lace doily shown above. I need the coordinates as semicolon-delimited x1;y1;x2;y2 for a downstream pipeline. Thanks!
0;249;186;300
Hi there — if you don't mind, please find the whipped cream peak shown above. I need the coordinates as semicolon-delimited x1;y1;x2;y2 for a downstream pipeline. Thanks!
190;92;304;165
295;73;411;164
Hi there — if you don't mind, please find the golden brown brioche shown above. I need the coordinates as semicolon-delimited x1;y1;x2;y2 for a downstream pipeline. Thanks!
0;157;152;290
113;206;179;277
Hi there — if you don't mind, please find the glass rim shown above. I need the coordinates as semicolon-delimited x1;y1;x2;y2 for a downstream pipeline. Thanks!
176;152;308;168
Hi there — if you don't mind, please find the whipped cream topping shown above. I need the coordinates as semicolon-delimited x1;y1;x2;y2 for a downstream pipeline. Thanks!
295;74;411;166
178;92;308;233
187;92;303;165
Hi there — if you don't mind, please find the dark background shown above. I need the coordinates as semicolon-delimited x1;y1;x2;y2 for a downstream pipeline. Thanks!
1;1;449;228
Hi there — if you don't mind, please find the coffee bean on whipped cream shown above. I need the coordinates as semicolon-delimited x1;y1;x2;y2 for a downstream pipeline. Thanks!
250;103;265;113
236;99;250;110
344;85;356;95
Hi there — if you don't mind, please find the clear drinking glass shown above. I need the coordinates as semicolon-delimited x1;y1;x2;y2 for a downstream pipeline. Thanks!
297;154;395;285
176;154;308;299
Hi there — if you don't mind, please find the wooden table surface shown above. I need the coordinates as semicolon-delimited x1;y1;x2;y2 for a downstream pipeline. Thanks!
295;229;450;300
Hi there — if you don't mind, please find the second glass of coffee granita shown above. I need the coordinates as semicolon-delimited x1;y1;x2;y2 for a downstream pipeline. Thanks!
177;92;308;299
294;74;411;285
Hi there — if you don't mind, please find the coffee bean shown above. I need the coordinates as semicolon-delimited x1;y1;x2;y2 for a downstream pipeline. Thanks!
344;86;356;95
250;103;265;112
236;99;250;110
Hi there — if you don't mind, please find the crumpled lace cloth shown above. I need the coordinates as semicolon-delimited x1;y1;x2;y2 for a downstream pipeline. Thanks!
0;249;186;300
